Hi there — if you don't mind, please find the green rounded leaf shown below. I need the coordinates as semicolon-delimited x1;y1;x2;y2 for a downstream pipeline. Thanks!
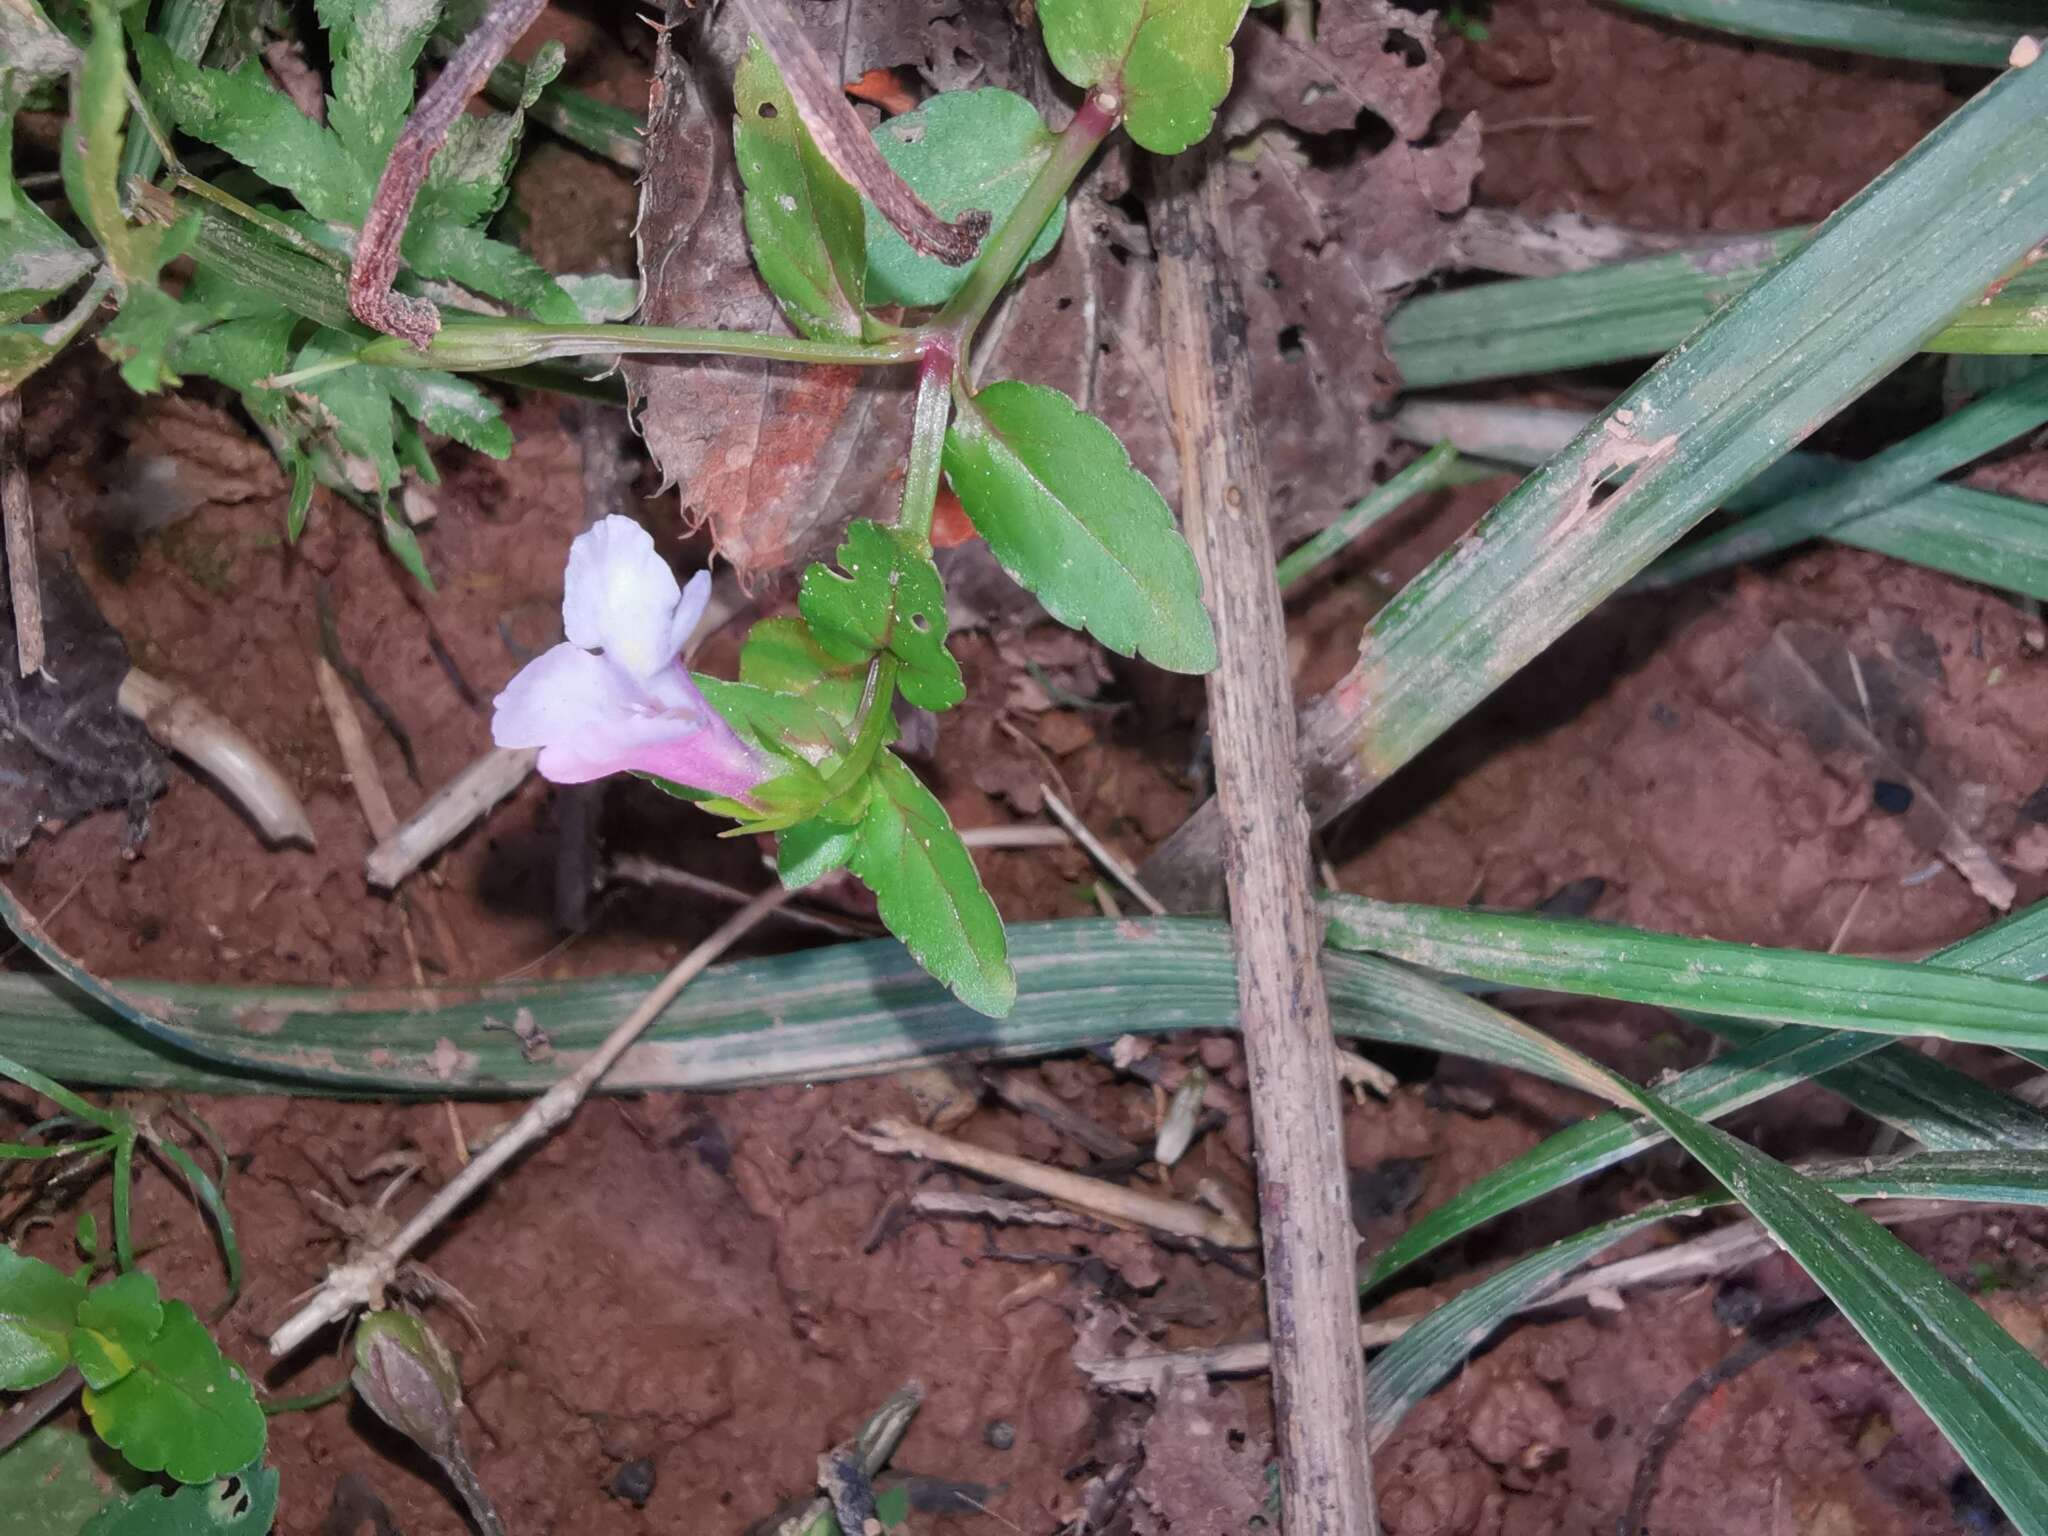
849;753;1014;1018
943;381;1217;674
733;41;868;343
0;1246;85;1389
82;1464;279;1535
68;1271;160;1392
864;90;1066;308
798;521;965;712
0;1424;138;1536
79;1298;265;1485
1037;0;1249;154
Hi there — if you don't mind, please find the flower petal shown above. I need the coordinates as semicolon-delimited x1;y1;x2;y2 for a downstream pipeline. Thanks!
491;643;767;798
561;515;683;681
669;569;713;661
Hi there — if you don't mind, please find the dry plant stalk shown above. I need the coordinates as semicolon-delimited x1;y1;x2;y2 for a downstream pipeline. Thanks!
0;394;42;677
1153;148;1380;1535
268;885;795;1355
854;1116;1255;1248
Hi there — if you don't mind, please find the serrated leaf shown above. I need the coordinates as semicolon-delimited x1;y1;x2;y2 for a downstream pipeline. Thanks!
559;271;637;323
0;1245;86;1389
102;283;200;393
0;193;94;323
0;1425;129;1536
733;39;868;343
778;816;858;887
326;0;440;175
83;1463;279;1535
133;39;368;223
292;329;401;492
1037;0;1248;154
80;1296;265;1485
798;521;964;711
848;751;1013;1017
172;309;297;394
402;221;579;322
373;365;511;457
863;89;1064;309
943;381;1216;674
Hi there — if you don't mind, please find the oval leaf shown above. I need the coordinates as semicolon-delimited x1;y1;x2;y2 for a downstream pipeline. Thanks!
733;40;868;343
943;381;1217;674
80;1299;265;1485
849;752;1013;1017
864;90;1066;308
0;1246;85;1390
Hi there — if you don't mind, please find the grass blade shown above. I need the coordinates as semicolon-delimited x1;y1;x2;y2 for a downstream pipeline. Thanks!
1326;895;2048;1051
1396;398;2048;601
1387;233;2048;389
1640;361;2048;587
1145;58;2048;901
1604;0;2037;67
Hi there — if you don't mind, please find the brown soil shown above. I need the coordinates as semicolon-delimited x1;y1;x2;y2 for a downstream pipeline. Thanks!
6;3;2043;1535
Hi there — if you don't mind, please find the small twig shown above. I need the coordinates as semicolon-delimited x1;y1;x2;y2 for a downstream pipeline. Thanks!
317;585;420;783
313;657;397;840
267;885;795;1356
366;746;537;889
0;1367;81;1456
608;853;880;939
960;824;1073;850
119;668;316;847
738;0;987;265
1622;1300;1835;1535
1039;787;1165;916
349;0;548;343
983;1069;1138;1160
0;394;44;677
852;1116;1255;1249
910;1190;1114;1231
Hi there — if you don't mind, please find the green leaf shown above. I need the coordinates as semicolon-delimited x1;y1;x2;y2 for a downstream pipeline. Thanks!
778;817;858;888
740;617;870;726
1323;895;2048;1052
101;283;202;393
132;39;369;223
944;381;1216;674
0;1245;86;1389
82;1463;279;1535
732;40;868;343
401;221;579;323
696;675;858;781
325;0;440;175
1604;0;2037;67
874;1483;910;1530
0;193;94;324
80;1294;265;1485
292;331;401;493
0;1425;133;1536
372;365;512;458
849;752;1013;1017
1633;1092;2048;1534
1037;0;1249;154
863;90;1065;309
70;1271;162;1391
798;521;964;712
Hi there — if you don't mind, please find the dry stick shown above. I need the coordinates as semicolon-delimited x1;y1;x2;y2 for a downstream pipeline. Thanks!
852;1116;1256;1249
267;884;795;1356
119;669;317;847
737;0;986;264
349;0;547;343
1152;149;1380;1536
0;394;43;677
0;1366;81;1455
609;853;880;939
314;657;398;839
1040;785;1166;915
367;745;537;889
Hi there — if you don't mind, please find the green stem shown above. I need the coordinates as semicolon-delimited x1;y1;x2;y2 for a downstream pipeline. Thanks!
1276;442;1463;590
897;351;954;549
262;1372;353;1416
360;318;922;373
935;89;1120;353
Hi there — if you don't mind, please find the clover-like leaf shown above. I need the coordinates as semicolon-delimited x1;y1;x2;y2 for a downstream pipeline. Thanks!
864;90;1066;309
77;1288;265;1485
1037;0;1251;154
68;1272;160;1392
943;380;1217;674
81;1464;279;1535
0;1245;85;1390
734;40;869;343
848;751;1013;1017
798;521;965;712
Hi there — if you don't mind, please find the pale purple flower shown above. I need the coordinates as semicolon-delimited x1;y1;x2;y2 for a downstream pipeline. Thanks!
492;516;769;799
